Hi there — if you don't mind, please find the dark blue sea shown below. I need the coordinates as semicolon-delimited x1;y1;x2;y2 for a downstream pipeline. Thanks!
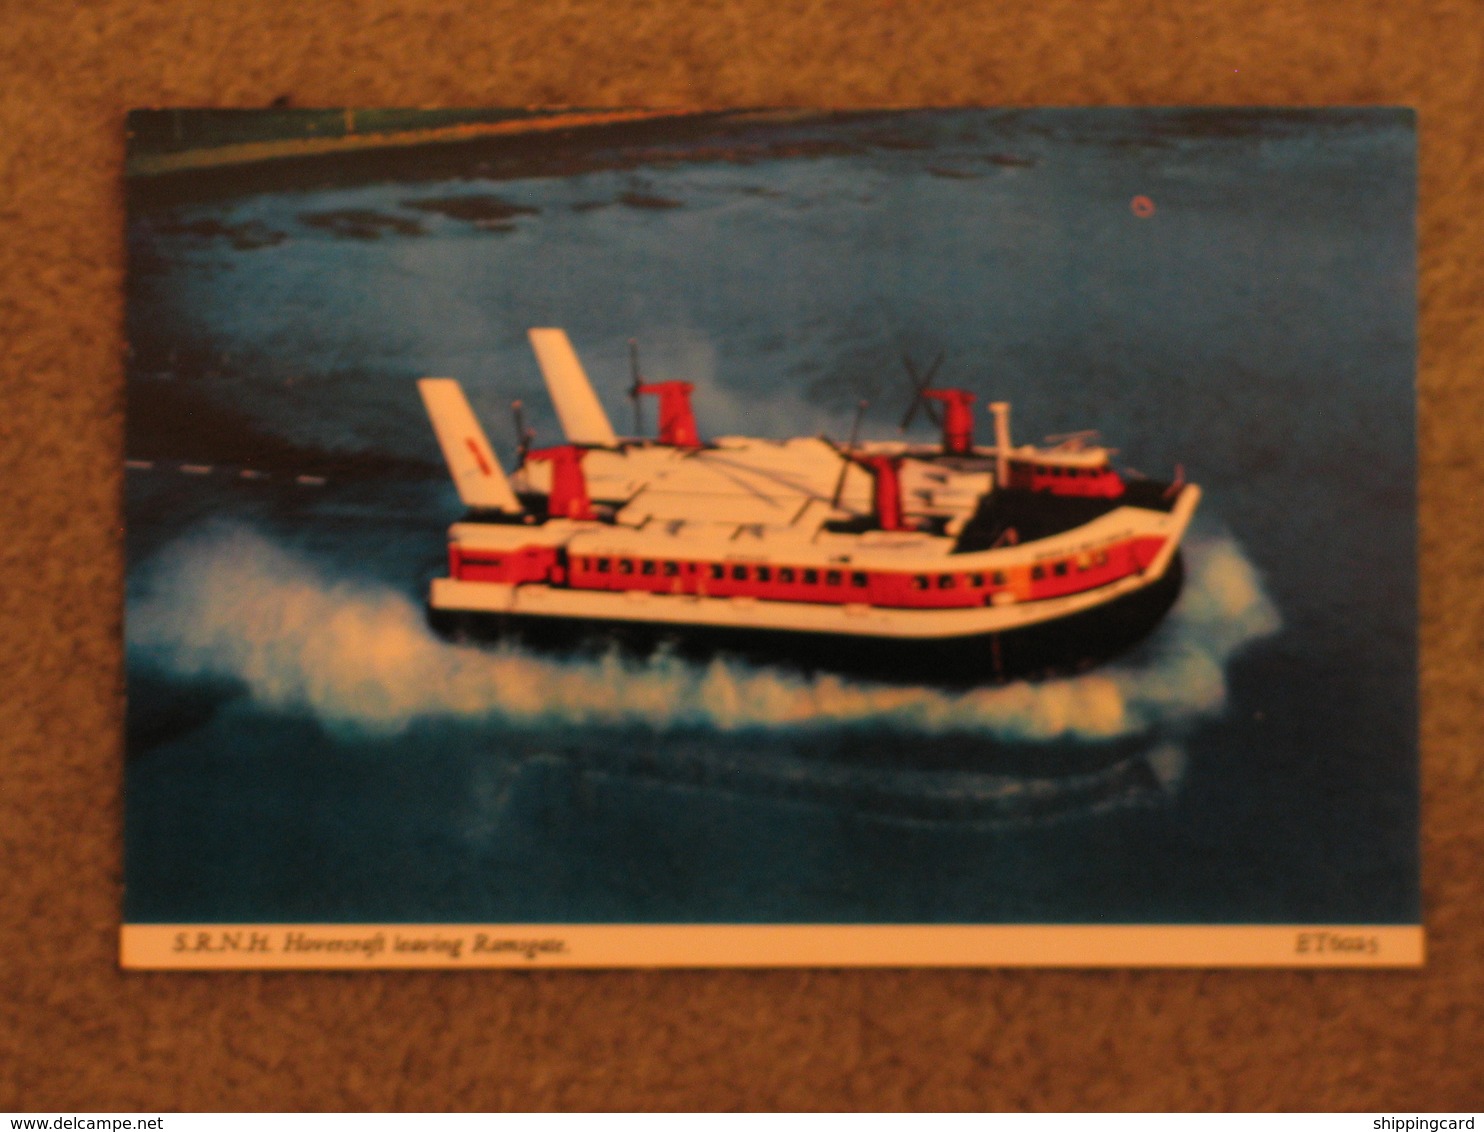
123;109;1417;925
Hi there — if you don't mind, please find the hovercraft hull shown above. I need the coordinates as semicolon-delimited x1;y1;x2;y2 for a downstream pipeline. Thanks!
428;553;1184;687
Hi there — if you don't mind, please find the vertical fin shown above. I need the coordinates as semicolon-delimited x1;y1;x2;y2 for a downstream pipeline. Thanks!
417;378;523;513
527;328;620;447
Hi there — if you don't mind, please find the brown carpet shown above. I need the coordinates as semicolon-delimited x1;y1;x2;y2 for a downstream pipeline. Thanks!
2;0;1481;1112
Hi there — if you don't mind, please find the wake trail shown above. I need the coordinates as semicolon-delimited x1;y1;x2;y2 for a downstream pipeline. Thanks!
127;522;1280;742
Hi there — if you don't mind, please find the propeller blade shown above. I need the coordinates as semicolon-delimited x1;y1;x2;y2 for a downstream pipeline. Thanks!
898;352;946;431
919;353;945;428
921;352;944;388
899;355;925;430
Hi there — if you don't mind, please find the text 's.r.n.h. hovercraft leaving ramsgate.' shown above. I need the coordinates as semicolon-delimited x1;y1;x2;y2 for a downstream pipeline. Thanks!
418;329;1200;685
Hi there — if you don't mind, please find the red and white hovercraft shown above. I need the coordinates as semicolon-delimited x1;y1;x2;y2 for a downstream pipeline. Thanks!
418;329;1199;685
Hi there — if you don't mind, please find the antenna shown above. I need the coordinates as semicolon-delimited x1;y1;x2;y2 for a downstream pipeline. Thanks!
898;352;945;431
829;399;869;509
628;338;643;438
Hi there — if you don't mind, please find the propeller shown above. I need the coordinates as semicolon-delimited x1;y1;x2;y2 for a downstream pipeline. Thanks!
511;400;535;464
628;338;643;438
898;352;945;431
828;399;869;509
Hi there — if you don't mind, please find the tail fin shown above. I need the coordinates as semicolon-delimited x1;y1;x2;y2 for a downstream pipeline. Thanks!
417;379;523;513
528;328;620;447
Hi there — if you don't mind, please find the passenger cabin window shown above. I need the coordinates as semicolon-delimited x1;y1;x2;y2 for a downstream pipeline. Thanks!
597;558;610;573
851;572;867;588
992;570;1007;586
1053;561;1068;577
732;564;749;581
710;564;724;580
825;570;842;586
641;560;656;576
618;559;633;575
912;575;928;590
779;567;795;583
803;569;819;585
662;561;679;576
970;573;985;587
1031;565;1045;581
757;566;772;582
937;574;955;589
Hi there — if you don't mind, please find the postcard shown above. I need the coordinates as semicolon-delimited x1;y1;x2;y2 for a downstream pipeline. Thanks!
121;107;1420;968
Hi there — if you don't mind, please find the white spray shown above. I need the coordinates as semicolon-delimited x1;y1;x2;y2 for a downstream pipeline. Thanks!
128;523;1280;741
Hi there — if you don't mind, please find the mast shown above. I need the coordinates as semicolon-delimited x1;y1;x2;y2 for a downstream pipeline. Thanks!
988;401;1011;485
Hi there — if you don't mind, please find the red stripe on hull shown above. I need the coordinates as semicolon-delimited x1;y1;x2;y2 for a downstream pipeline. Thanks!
451;535;1169;610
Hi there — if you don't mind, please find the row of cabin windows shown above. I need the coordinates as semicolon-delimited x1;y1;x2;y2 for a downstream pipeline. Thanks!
580;557;1077;592
1029;549;1111;581
481;549;1115;588
1026;463;1107;478
474;549;1114;586
584;557;864;588
910;571;1007;591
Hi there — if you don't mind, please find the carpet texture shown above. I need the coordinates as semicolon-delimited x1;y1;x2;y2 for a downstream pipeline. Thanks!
1;0;1480;1112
